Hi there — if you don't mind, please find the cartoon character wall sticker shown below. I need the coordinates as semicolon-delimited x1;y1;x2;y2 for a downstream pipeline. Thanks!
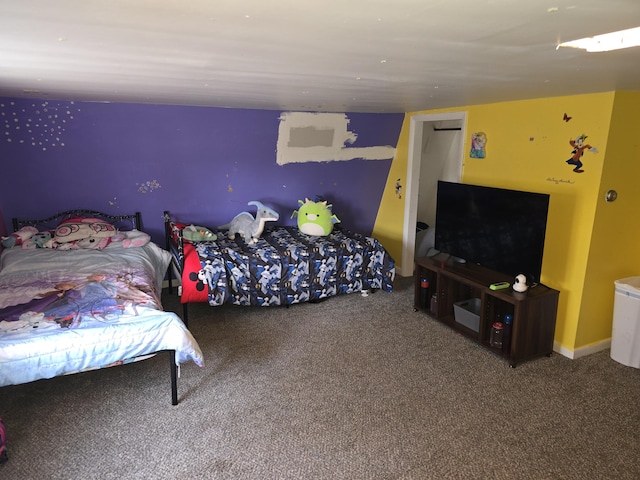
566;134;598;173
395;178;402;199
470;132;487;158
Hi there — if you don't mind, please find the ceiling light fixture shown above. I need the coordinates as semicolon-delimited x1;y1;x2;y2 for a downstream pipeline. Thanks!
557;26;640;52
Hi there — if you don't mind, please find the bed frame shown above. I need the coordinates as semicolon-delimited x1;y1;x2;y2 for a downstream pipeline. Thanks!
12;209;142;233
164;211;191;325
7;209;181;405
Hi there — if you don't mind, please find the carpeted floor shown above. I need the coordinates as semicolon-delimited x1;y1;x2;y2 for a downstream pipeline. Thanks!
1;276;639;479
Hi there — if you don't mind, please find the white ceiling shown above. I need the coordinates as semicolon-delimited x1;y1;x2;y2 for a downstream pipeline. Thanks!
1;0;640;113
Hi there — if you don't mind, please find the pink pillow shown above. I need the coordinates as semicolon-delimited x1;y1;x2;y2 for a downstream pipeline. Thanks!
54;217;117;243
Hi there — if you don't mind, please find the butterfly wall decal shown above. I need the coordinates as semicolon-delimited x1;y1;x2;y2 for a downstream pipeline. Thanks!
563;113;572;122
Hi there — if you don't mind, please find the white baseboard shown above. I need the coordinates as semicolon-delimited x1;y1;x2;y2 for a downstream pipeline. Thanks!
553;338;611;360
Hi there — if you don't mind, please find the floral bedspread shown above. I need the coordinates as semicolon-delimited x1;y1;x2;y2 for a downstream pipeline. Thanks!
0;242;203;387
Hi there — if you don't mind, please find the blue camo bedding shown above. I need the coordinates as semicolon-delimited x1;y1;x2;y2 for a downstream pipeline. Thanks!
184;226;395;306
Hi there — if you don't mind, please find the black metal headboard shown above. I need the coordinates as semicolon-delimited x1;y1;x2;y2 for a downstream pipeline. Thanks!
12;209;142;232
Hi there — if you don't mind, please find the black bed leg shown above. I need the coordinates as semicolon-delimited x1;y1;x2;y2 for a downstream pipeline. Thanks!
170;350;178;405
182;304;189;329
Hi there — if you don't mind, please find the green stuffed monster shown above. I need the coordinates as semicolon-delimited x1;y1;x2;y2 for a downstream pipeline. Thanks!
183;224;217;242
291;198;340;236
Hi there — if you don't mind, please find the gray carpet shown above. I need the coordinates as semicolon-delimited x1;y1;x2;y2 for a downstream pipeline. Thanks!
1;277;639;479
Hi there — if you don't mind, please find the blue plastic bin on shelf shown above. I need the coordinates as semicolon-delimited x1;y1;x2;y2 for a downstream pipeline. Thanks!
611;277;640;368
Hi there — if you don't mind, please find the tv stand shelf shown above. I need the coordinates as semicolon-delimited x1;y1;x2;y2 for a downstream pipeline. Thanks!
414;254;559;367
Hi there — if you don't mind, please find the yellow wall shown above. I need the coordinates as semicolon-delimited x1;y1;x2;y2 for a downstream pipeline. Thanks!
576;91;640;347
372;115;412;265
374;91;640;355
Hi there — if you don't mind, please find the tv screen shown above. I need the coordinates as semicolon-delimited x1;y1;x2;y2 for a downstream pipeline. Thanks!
434;181;550;283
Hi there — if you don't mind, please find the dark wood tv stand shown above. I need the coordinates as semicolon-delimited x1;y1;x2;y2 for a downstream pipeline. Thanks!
414;254;559;367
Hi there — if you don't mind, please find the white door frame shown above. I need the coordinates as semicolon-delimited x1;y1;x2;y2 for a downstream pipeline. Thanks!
400;111;467;277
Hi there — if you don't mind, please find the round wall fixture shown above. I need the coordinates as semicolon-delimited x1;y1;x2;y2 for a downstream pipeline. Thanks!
605;190;618;202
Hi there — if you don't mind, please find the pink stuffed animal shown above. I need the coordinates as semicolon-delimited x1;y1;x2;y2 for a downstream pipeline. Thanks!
1;226;38;248
122;229;150;248
75;235;114;250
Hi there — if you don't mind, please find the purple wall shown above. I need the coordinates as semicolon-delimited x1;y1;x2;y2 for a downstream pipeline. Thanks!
0;98;402;244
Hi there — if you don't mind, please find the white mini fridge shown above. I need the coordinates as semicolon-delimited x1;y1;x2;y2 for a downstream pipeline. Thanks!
611;277;640;368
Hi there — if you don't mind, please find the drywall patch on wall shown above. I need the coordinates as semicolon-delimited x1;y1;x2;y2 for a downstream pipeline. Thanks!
0;100;79;151
277;112;396;165
288;126;335;147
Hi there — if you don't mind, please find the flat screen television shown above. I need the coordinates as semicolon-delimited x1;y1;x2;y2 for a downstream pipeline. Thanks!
434;181;550;284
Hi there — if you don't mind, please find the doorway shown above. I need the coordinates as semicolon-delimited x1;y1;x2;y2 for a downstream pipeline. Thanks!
400;111;466;277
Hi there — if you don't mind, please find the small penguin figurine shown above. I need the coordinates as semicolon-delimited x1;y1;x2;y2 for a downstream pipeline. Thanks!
512;274;529;293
